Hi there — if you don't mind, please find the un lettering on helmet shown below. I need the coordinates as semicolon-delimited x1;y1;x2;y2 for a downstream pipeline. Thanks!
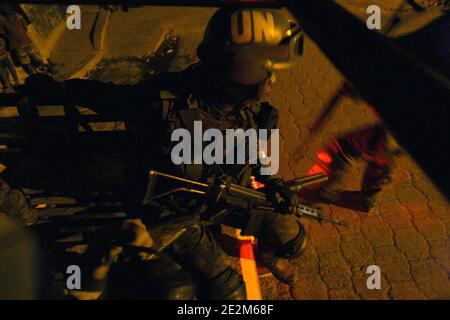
231;10;283;45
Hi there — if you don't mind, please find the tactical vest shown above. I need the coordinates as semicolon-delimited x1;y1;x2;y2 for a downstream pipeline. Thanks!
155;89;279;186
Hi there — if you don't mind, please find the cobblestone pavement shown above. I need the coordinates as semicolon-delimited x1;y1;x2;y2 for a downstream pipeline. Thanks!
261;36;449;300
261;1;450;300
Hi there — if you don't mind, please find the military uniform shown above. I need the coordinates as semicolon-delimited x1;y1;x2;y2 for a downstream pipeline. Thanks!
23;7;306;299
29;62;305;298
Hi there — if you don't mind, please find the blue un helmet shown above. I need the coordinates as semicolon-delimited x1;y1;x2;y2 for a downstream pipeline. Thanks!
197;8;304;86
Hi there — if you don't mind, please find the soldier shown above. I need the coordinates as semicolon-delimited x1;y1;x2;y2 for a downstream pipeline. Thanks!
0;178;43;226
24;8;306;299
0;33;19;90
0;4;50;76
304;123;397;212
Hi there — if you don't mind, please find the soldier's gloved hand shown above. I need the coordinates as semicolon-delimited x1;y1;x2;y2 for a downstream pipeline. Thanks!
80;218;154;279
261;179;298;214
23;73;65;102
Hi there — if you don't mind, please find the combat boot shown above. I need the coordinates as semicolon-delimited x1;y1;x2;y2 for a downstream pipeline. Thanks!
256;221;307;285
315;162;392;212
260;255;299;285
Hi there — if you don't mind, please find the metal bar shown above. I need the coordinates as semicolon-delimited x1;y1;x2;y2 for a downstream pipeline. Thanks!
286;173;328;191
0;113;125;124
146;187;206;203
1;0;284;7
149;170;209;188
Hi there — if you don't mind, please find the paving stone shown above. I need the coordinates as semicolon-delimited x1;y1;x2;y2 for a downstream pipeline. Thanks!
374;246;412;282
410;259;450;299
293;242;320;274
341;234;376;270
290;273;330;300
394;228;430;261
380;207;415;230
390;281;427;300
318;252;353;290
429;240;450;274
352;270;391;300
412;215;448;243
360;215;395;247
329;287;361;300
308;223;342;254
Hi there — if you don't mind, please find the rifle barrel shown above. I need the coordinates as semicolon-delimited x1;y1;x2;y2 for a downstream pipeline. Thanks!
287;173;328;192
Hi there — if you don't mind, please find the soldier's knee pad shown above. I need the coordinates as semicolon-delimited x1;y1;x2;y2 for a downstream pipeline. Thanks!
274;221;307;260
267;213;301;246
197;266;246;300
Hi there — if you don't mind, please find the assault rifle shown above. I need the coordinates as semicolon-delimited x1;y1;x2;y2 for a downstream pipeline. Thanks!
144;170;347;227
